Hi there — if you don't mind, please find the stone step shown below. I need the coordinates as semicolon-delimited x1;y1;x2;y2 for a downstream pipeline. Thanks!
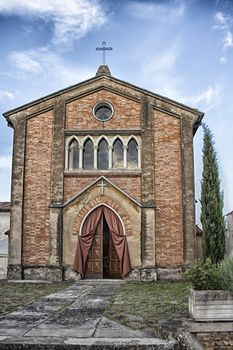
0;337;178;349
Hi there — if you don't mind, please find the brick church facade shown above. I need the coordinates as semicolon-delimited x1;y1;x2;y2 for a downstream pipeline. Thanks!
3;65;204;281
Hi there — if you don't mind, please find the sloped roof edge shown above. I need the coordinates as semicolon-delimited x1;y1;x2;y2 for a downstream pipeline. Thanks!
3;69;204;120
0;202;11;212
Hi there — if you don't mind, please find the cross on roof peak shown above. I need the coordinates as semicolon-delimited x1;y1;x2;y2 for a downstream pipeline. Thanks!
96;41;113;65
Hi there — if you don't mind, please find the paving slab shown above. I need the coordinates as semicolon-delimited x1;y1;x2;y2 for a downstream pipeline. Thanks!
0;280;177;349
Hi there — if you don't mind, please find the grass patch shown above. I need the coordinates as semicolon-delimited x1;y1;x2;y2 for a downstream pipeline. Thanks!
0;280;72;315
104;281;190;333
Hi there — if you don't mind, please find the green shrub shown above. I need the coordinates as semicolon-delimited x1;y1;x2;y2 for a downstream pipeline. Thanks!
185;257;233;290
184;258;222;290
218;257;233;291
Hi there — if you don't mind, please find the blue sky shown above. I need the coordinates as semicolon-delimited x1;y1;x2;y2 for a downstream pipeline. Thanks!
0;0;232;223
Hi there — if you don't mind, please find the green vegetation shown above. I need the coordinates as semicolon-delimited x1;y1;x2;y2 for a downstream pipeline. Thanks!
201;123;225;264
0;280;72;315
218;257;233;291
105;281;190;334
184;258;221;290
185;257;233;290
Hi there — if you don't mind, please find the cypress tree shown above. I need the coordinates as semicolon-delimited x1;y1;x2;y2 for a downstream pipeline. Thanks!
200;123;225;264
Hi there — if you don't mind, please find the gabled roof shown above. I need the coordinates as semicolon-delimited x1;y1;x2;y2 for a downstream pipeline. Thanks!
0;202;10;212
3;65;204;129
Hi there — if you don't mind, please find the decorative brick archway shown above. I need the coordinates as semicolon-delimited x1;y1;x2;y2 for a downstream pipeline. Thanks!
73;196;132;238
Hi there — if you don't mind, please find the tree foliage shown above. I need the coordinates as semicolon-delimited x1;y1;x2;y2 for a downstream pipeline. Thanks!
201;123;225;264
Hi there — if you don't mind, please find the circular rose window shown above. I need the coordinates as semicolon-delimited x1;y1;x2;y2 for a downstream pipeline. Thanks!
93;102;114;121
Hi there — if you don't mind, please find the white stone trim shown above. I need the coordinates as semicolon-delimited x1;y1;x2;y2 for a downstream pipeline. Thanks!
65;134;141;171
92;101;114;122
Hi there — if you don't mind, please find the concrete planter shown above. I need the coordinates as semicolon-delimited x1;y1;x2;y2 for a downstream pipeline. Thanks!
189;289;233;321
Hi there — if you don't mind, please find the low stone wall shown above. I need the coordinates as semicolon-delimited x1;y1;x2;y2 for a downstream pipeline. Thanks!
160;321;204;350
0;255;8;279
196;332;233;350
189;289;233;321
186;321;233;350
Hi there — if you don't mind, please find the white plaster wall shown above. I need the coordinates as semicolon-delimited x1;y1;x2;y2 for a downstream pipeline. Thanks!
226;212;233;257
0;212;10;237
0;212;10;279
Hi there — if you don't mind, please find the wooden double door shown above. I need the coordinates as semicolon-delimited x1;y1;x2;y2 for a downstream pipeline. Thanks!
85;215;121;279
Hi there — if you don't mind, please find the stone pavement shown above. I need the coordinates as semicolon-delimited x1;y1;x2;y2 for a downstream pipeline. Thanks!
0;280;177;349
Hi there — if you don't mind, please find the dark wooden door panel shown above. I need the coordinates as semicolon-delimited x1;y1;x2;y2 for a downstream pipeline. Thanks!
85;216;103;279
108;233;121;279
84;211;122;279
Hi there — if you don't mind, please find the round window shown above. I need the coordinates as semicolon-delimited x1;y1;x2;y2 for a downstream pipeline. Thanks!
93;102;114;121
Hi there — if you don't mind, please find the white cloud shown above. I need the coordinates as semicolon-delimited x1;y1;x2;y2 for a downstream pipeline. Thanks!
0;90;16;100
223;31;233;49
8;47;94;86
143;43;180;77
128;0;185;22
9;52;42;74
140;42;183;101
0;0;107;47
213;11;233;62
214;11;228;30
181;84;224;111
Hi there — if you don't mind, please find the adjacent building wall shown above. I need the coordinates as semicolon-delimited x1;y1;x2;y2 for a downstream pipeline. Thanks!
226;211;233;257
0;210;10;279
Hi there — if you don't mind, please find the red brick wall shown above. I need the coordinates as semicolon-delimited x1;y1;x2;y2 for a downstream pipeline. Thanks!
23;111;53;265
64;174;141;202
66;90;141;130
154;112;183;266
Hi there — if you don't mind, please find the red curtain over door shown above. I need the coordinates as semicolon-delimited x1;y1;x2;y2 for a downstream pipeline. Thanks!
73;206;131;278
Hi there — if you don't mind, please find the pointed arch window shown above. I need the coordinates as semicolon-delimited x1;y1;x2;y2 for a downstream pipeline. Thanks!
98;139;109;170
83;139;94;170
68;139;79;170
127;139;138;168
113;138;124;168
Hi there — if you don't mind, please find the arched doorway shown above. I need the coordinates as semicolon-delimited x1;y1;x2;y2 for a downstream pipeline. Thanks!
73;205;131;279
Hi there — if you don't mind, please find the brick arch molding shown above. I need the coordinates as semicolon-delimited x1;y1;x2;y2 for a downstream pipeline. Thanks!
73;196;132;237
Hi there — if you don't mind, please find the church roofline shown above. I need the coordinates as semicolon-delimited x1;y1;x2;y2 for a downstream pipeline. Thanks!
3;66;204;127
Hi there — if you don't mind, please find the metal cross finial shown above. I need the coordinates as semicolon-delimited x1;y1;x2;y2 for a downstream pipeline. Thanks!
96;41;112;65
97;179;108;196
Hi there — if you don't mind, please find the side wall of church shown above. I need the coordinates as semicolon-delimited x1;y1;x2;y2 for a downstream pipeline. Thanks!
23;111;53;265
154;112;183;266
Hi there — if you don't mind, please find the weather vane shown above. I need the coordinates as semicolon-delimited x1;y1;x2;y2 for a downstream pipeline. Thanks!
96;41;112;65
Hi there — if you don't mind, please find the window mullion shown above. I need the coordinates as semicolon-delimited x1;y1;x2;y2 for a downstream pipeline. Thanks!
123;145;128;168
94;146;98;169
65;146;69;170
79;146;83;169
109;145;113;169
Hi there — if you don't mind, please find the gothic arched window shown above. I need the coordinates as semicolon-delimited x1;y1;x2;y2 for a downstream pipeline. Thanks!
127;138;138;168
68;139;79;169
113;138;124;168
83;138;94;170
98;139;108;170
